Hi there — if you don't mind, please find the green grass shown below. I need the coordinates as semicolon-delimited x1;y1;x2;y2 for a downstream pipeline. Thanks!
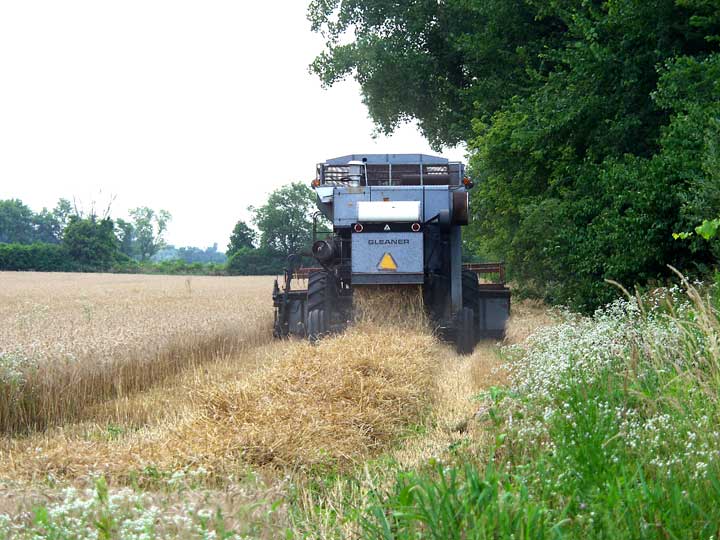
357;280;720;539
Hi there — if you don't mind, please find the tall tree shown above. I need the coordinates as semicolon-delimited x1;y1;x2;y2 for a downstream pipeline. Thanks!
309;0;562;148
311;0;720;311
62;216;119;270
251;182;315;256
32;198;73;244
0;199;35;244
227;220;257;257
115;218;136;258
32;208;62;244
53;198;73;237
128;207;172;261
466;0;720;310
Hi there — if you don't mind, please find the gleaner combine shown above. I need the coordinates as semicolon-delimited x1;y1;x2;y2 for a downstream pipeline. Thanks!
272;154;510;354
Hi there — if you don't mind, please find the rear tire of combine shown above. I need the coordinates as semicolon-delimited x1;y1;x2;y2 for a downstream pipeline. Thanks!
307;271;331;312
306;309;328;342
462;270;480;309
306;270;332;342
455;306;476;355
462;270;481;343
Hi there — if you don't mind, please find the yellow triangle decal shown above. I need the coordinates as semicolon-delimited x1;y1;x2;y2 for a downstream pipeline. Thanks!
378;252;398;271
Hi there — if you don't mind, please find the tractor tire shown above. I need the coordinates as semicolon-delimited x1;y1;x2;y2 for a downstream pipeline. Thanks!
306;270;333;342
455;306;476;355
462;270;480;343
306;309;328;342
462;270;480;309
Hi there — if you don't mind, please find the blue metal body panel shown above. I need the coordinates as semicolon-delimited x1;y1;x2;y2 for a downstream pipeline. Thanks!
369;187;424;202
312;153;481;318
351;231;423;285
482;297;510;333
423;187;453;223
450;226;463;313
333;187;370;226
328;185;463;227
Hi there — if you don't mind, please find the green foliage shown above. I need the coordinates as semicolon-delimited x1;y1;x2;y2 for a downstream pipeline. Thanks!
251;182;316;257
115;218;136;258
176;244;227;264
32;199;72;244
675;216;720;264
0;473;238;538
53;199;74;234
467;2;720;311
32;208;61;244
223;182;318;276
359;286;720;539
227;220;257;257
128;207;172;261
0;201;126;272
310;0;562;148
226;247;285;276
110;258;226;276
151;244;227;264
0;243;76;271
0;199;37;244
696;218;720;240
62;216;120;271
0;198;72;245
362;464;552;539
678;218;720;240
0;198;230;275
312;0;720;311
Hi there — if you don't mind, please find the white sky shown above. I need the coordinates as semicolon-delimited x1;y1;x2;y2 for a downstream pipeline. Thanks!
0;1;465;249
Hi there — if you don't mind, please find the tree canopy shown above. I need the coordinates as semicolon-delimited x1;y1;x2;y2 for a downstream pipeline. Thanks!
0;199;35;244
251;182;316;256
227;220;257;257
311;0;720;311
225;183;318;276
128;207;172;261
309;0;563;148
115;218;136;258
0;198;72;245
62;215;120;271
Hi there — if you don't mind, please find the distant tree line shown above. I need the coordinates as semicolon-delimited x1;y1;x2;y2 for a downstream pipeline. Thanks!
0;199;73;245
0;198;126;271
153;244;227;265
0;198;216;273
0;183;320;277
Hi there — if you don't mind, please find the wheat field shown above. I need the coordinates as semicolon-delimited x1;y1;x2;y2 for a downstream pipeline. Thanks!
0;272;274;433
0;271;550;538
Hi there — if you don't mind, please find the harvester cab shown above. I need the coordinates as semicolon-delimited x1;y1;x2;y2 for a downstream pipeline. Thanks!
272;153;510;354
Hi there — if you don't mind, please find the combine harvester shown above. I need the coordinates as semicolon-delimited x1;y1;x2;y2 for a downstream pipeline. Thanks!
272;154;510;354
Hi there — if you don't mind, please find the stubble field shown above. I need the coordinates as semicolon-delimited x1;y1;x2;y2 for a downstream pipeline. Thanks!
0;271;548;538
